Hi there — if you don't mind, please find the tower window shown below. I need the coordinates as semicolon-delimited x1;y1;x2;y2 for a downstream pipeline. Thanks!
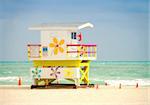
43;47;48;52
71;32;76;39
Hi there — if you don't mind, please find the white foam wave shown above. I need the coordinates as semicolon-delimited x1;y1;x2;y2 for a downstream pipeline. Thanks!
104;79;150;86
90;78;150;86
0;76;18;81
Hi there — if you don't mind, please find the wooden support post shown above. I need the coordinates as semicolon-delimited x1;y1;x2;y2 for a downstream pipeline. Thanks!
66;46;68;57
84;46;87;58
45;79;49;86
79;60;90;85
77;46;81;58
27;46;30;60
39;47;42;58
94;46;96;57
75;78;80;86
86;65;90;85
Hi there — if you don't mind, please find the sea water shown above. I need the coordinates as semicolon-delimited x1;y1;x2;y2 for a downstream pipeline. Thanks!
0;61;149;86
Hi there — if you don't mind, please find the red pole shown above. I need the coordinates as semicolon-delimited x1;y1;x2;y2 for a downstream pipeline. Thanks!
105;82;108;86
18;77;22;86
136;83;138;88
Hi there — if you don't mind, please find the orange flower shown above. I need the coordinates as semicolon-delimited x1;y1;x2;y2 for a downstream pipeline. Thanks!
49;37;65;55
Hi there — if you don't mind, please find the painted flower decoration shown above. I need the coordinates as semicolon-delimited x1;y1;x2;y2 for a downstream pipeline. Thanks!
32;68;42;78
50;66;62;79
64;69;74;78
49;37;65;55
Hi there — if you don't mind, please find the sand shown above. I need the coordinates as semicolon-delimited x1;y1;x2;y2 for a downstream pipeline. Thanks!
0;85;149;105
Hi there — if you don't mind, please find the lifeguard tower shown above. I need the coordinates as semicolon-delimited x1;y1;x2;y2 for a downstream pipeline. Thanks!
27;22;97;88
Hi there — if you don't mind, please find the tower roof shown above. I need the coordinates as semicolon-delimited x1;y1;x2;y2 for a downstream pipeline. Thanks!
29;22;94;31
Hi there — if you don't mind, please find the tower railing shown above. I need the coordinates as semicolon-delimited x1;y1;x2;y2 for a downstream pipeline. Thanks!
27;44;97;60
67;44;97;59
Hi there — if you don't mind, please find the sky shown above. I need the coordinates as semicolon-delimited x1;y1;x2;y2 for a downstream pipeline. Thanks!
0;0;149;61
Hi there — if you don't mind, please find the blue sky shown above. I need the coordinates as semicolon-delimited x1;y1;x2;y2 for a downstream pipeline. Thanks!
0;0;149;61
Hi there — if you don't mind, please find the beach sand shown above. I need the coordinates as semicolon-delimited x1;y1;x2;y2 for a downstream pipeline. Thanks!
0;85;149;105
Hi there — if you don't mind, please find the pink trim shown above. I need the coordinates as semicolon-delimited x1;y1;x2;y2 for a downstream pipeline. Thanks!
67;51;96;53
67;51;79;53
82;44;96;47
67;44;96;47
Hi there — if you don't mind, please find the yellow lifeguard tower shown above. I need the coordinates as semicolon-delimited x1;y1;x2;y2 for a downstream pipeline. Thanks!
27;22;97;88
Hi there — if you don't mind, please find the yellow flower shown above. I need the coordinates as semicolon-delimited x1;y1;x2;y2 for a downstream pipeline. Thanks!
49;37;65;55
64;69;74;78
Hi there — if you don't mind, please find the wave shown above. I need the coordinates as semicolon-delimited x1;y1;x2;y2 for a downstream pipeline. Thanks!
90;78;150;86
0;76;150;86
0;76;19;81
105;79;150;86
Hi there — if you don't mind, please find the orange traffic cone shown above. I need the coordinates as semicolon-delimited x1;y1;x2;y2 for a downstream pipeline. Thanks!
136;83;138;88
18;77;22;86
119;83;121;89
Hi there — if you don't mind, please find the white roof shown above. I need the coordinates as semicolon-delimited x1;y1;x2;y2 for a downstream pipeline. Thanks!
29;22;94;31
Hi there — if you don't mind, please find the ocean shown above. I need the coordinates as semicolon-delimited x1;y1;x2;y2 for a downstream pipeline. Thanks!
0;61;149;86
